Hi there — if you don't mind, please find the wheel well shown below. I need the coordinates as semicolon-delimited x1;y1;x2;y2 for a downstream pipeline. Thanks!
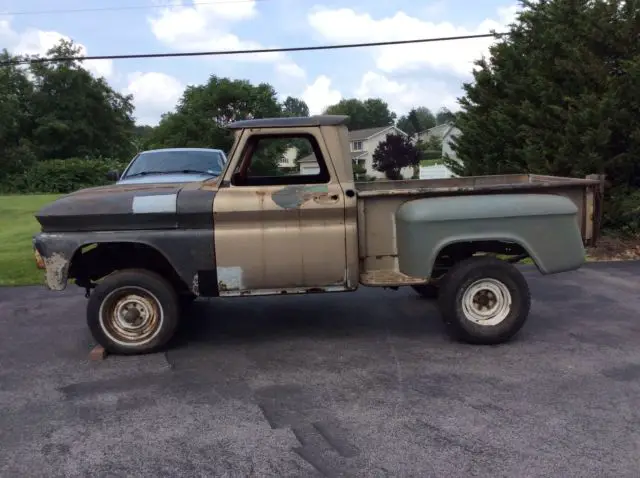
432;240;531;278
67;242;189;294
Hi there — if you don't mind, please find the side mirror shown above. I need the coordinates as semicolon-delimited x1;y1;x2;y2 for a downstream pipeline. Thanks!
106;170;120;181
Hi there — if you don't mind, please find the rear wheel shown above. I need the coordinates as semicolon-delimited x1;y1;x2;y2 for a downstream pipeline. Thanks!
87;269;180;355
437;256;530;345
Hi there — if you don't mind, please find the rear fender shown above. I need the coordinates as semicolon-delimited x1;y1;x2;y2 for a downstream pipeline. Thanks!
395;193;585;278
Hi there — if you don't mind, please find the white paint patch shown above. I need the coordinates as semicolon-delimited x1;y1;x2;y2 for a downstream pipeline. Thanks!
132;194;177;214
217;266;243;291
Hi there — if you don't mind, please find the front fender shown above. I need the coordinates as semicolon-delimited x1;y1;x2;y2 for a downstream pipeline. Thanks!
32;229;216;294
395;193;585;278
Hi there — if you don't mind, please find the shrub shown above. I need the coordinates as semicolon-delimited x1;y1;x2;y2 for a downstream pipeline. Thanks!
602;187;640;236
0;158;129;194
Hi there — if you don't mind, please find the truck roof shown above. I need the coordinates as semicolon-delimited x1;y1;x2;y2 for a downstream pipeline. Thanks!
226;115;349;129
140;147;225;154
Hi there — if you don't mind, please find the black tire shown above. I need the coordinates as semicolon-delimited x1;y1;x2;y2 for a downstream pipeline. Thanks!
411;284;439;299
437;256;531;345
87;269;180;355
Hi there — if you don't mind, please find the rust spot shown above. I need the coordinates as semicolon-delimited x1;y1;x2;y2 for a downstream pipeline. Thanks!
42;252;70;290
192;274;200;295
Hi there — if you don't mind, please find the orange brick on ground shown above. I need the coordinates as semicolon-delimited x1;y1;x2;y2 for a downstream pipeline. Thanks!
89;345;107;361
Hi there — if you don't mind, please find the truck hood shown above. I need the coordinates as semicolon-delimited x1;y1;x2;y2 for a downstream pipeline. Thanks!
35;182;196;233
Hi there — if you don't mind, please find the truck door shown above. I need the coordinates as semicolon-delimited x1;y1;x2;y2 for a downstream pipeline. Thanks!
212;127;351;295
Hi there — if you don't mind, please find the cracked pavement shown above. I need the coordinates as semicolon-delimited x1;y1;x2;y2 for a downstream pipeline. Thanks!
1;262;640;477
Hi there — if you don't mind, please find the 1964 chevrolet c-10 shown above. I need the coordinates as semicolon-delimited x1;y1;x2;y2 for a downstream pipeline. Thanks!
32;115;604;354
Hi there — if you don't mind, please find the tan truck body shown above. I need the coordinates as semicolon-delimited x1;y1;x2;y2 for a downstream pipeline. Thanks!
209;118;602;295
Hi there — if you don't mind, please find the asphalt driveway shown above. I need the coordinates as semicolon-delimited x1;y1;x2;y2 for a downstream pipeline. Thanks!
1;262;640;477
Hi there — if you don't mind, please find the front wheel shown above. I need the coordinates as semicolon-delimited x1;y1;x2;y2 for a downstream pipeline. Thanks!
87;269;180;355
437;256;531;345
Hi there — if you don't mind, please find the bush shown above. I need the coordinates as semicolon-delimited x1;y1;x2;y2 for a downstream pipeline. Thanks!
0;158;129;194
602;187;640;236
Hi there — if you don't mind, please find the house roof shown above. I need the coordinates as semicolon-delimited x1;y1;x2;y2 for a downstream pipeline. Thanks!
418;122;456;139
227;115;349;129
348;126;392;141
298;153;317;163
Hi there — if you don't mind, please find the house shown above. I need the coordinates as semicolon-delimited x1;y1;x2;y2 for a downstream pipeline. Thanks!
298;124;414;179
348;125;414;180
415;122;462;179
278;147;298;169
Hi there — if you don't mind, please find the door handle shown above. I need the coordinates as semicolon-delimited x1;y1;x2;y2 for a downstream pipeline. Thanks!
314;193;340;204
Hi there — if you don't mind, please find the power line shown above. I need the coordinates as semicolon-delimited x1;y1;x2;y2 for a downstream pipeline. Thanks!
1;32;507;67
3;0;266;16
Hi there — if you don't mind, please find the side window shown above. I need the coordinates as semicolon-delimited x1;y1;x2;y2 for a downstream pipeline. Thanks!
232;134;331;187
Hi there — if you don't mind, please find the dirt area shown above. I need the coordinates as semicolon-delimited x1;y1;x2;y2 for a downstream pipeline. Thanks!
587;234;640;261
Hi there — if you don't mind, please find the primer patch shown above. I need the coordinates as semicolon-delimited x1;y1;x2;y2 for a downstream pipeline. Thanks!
132;194;177;214
217;266;243;291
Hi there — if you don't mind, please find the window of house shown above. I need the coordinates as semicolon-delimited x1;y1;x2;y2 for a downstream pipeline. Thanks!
231;134;330;187
351;141;363;152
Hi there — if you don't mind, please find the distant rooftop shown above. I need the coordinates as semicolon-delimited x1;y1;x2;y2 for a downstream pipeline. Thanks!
419;122;456;139
348;125;394;141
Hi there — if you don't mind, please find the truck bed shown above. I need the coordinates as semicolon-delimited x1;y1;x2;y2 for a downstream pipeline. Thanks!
355;174;604;286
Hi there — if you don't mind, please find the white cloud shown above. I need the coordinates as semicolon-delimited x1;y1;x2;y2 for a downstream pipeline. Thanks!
355;71;459;116
0;18;113;79
276;61;306;79
308;5;518;77
124;72;184;126
148;1;305;77
301;75;342;115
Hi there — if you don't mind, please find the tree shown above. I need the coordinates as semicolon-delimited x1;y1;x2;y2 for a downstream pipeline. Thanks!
132;125;156;152
435;107;456;125
28;40;135;160
280;96;312;161
0;50;37;180
418;135;443;165
397;107;436;136
0;40;136;186
281;96;309;117
448;0;640;231
324;98;396;130
372;133;421;180
147;75;283;155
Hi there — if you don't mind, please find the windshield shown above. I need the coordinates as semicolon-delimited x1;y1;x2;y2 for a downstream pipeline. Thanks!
123;150;226;178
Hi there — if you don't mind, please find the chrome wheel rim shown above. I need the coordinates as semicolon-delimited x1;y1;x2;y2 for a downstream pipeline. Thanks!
461;278;512;326
99;287;164;347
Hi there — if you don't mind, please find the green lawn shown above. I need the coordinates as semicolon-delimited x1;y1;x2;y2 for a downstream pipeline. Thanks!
0;194;60;286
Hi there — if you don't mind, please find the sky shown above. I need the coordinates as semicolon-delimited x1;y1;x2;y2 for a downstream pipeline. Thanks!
1;0;520;126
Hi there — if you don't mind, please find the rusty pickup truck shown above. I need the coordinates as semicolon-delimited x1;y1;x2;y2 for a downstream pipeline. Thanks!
32;115;604;354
